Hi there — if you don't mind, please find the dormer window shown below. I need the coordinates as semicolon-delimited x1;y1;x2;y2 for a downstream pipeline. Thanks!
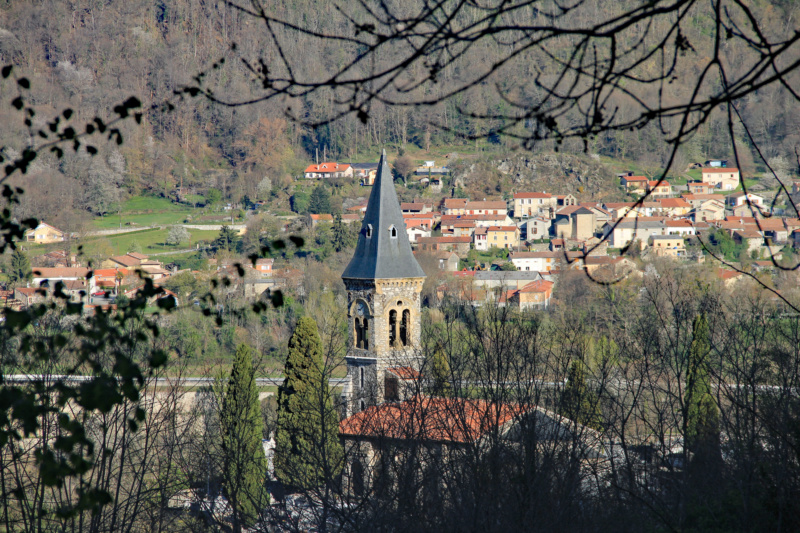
366;224;373;238
389;225;398;238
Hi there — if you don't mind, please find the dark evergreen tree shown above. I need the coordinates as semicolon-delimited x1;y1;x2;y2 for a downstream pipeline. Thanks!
212;225;240;253
275;317;343;489
685;313;720;463
8;248;31;286
561;360;603;430
308;185;332;214
332;213;356;252
429;346;452;397
220;344;268;533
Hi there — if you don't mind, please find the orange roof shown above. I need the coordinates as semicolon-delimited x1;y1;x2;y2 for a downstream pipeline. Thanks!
658;198;691;208
340;396;526;444
648;181;671;187
94;268;130;277
622;176;648;182
465;201;507;210
518;280;554;293
443;198;469;208
703;167;739;173
387;366;422;380
304;162;351;173
487;226;517;232
716;268;742;281
514;192;552;199
32;267;91;279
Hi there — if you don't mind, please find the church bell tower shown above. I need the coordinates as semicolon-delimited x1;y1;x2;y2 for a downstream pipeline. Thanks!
341;150;426;415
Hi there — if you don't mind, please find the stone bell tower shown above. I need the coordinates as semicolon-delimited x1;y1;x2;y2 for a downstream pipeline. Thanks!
341;150;426;415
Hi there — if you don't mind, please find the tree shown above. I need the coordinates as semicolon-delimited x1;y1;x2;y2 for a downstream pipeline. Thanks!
684;313;720;464
393;155;415;185
220;344;269;532
127;240;142;254
332;213;356;253
308;185;332;215
561;360;603;431
8;248;31;286
205;188;222;207
212;225;240;253
166;225;190;246
428;346;452;398
275;316;343;490
290;190;311;214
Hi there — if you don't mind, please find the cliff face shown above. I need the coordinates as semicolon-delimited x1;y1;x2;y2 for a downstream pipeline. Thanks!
451;152;622;201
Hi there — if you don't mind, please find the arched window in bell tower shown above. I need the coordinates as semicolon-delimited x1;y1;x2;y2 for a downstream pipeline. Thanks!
400;309;410;346
389;310;397;347
354;301;369;349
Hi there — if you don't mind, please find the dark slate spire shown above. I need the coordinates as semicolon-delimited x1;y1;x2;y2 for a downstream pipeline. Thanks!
342;150;426;280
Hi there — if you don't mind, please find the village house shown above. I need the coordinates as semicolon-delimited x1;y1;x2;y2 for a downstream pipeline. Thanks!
620;175;648;192
521;216;551;241
682;193;722;208
508;279;555;310
441;198;470;215
473;227;488;251
509;251;558;272
473;271;548;290
647;180;672;197
429;251;460;272
463;200;508;217
649;235;686;258
303;162;354;178
732;229;764;252
24;222;66;244
401;202;434;214
351;162;379;180
603;219;666;249
701;167;740;190
405;218;432;243
726;191;764;209
486;226;520;249
690;199;726;222
655;198;692;217
686;181;716;194
254;258;274;277
513;192;557;218
417;235;472;255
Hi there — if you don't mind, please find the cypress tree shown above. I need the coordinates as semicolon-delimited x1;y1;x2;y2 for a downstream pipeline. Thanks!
220;344;268;533
685;313;720;462
275;317;343;489
561;360;603;430
8;248;31;286
429;346;452;397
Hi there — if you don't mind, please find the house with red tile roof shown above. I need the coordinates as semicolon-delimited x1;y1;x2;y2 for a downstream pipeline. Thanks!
303;162;353;178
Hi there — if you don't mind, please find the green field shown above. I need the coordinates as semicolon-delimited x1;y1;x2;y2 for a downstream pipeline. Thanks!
82;228;220;257
92;196;243;230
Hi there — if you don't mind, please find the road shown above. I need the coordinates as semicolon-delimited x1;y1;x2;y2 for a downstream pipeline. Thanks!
3;374;351;388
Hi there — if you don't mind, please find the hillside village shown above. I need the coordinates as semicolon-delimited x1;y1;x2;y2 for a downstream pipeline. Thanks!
10;156;800;315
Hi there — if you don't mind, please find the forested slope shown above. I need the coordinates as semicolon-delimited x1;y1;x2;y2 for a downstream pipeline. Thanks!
1;0;799;225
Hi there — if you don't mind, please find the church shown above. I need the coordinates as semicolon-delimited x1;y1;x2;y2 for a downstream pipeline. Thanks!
340;150;426;416
335;151;608;499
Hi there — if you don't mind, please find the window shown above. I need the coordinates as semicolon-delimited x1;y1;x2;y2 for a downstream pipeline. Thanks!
385;376;399;401
360;367;365;389
389;310;397;346
366;224;373;238
400;310;410;346
389;225;398;238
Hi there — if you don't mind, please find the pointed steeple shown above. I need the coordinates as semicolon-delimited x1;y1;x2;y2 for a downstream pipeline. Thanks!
342;150;426;280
